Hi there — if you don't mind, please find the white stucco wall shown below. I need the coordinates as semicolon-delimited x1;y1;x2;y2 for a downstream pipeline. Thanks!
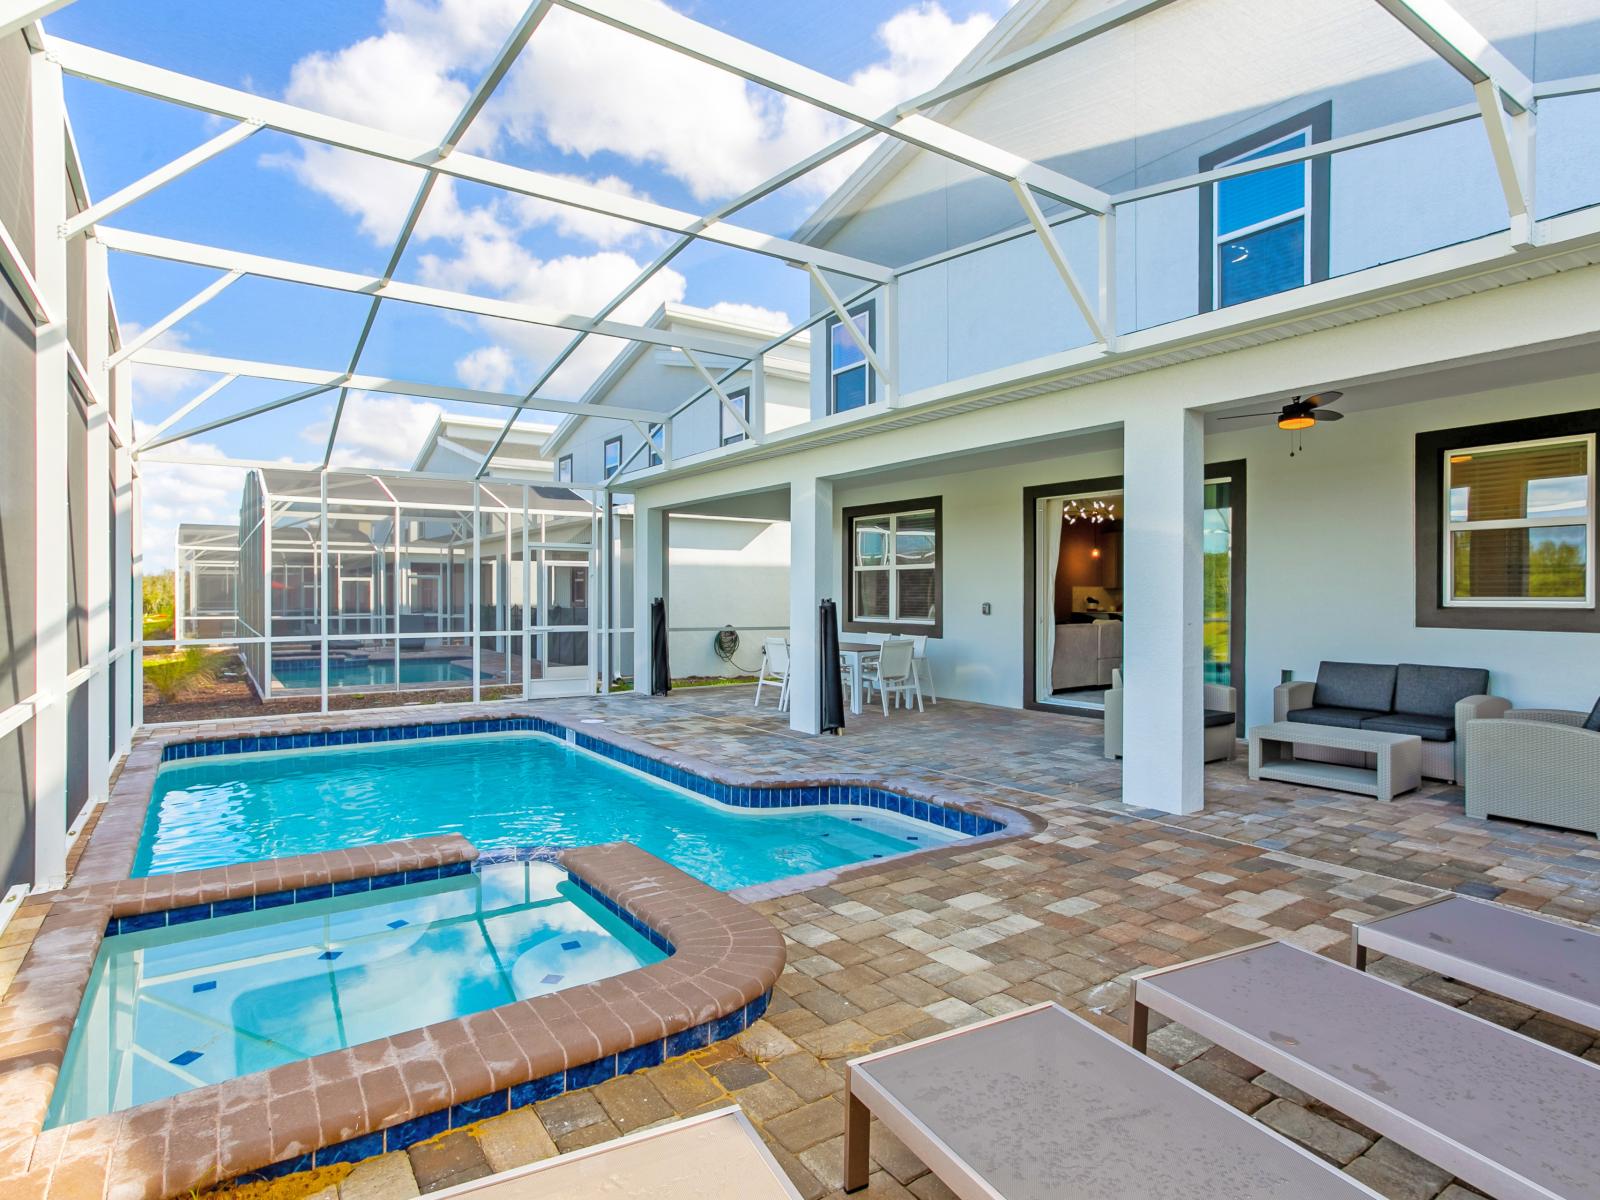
801;0;1600;408
825;376;1600;722
663;514;792;679
1213;374;1600;726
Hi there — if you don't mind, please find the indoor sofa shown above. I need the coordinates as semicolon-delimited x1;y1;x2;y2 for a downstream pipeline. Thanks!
1273;661;1507;785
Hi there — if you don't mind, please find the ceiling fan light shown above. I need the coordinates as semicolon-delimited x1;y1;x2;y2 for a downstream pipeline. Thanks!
1278;414;1315;431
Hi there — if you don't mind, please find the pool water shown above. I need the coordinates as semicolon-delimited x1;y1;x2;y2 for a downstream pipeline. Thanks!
138;732;961;889
46;861;663;1126
272;657;475;690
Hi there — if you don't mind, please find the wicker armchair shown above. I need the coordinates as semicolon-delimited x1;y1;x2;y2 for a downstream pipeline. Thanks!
1465;710;1600;836
1103;669;1237;763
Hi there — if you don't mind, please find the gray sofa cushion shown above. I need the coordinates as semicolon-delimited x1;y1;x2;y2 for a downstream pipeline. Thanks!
1394;664;1489;719
1312;662;1397;712
1361;713;1456;742
1585;697;1600;733
1288;706;1384;730
1203;708;1235;728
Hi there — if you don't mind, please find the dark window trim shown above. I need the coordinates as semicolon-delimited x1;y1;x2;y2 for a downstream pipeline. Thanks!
841;494;942;638
557;453;573;483
1416;408;1600;633
721;386;751;446
1021;462;1248;719
826;300;876;414
1197;101;1332;314
602;436;622;477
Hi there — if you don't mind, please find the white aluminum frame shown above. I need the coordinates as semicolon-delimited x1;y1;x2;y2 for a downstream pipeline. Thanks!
1441;431;1597;609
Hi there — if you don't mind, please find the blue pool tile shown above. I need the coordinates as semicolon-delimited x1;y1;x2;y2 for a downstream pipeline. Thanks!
404;866;440;884
565;1055;616;1090
664;1023;709;1059
252;1153;311;1181
541;973;563;985
103;918;121;937
318;950;342;961
294;884;333;903
711;1008;746;1042
212;896;254;918
385;1108;448;1151
121;912;165;934
166;904;212;925
386;919;409;930
316;1131;385;1166
369;871;406;890
617;1040;664;1075
450;1090;508;1127
560;940;580;951
255;890;295;910
192;980;217;993
510;1073;564;1108
441;860;472;878
170;1049;203;1067
332;877;370;896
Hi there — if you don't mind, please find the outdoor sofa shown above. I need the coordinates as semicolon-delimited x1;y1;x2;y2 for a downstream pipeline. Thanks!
1465;702;1600;835
1273;661;1506;784
1103;668;1237;763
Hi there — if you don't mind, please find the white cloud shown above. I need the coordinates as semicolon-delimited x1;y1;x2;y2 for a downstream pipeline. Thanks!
265;1;997;409
317;391;445;467
455;344;518;391
124;325;216;412
136;441;257;573
702;301;795;332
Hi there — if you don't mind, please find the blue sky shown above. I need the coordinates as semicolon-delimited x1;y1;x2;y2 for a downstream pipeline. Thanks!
48;0;1010;565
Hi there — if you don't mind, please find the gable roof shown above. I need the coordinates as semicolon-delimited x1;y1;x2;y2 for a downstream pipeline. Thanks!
410;413;558;476
540;302;810;458
794;0;1066;249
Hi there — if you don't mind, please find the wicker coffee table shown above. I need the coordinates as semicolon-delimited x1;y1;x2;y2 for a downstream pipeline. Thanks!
1248;721;1422;801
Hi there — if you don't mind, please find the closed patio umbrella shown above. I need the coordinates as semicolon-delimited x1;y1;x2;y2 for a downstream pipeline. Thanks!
649;597;671;696
819;598;845;735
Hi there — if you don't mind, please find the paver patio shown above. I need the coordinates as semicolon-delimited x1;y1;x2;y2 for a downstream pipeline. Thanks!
6;687;1597;1199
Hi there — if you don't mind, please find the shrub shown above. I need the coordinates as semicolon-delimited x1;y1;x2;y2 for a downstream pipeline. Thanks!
144;648;220;703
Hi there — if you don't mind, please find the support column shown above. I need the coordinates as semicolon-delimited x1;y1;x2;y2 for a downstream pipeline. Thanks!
1120;405;1205;815
112;364;134;754
32;53;69;890
631;502;667;689
84;237;111;810
788;475;834;735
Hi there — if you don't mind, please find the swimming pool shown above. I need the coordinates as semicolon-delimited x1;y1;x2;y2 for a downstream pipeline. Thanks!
46;860;663;1126
272;656;476;690
138;730;965;889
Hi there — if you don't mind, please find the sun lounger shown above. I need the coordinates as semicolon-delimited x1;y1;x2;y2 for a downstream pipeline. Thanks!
844;1002;1382;1198
427;1107;802;1200
1351;894;1600;1031
1131;941;1600;1200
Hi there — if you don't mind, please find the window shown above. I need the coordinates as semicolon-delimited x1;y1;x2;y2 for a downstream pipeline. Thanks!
647;424;665;467
842;497;941;636
1443;434;1594;608
557;454;573;483
826;302;875;414
720;387;750;446
603;436;622;477
1199;104;1329;312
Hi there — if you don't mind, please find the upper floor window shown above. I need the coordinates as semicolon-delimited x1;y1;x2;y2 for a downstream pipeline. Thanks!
1444;434;1594;608
842;497;941;636
826;301;875;414
721;387;750;446
1200;104;1330;312
648;424;666;467
603;436;622;477
557;454;573;483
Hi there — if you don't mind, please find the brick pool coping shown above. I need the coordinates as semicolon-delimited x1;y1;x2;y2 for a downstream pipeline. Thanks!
0;702;1040;1197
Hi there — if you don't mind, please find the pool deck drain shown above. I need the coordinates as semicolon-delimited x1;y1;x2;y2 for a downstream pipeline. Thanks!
4;687;1599;1198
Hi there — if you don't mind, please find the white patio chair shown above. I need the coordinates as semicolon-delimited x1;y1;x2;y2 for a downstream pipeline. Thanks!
862;637;921;714
911;635;936;703
754;637;791;711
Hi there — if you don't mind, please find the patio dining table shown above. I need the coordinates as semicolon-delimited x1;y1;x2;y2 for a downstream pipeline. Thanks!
838;640;880;716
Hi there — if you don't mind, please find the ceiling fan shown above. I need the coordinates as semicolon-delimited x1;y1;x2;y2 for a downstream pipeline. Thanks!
1218;390;1344;430
1217;390;1344;455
